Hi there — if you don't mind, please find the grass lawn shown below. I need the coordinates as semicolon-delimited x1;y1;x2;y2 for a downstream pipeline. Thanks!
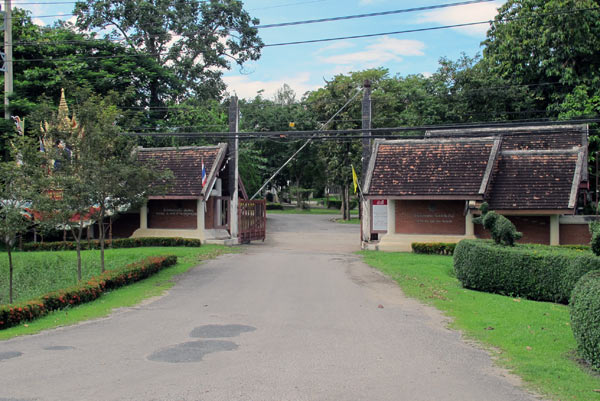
360;251;600;401
268;207;358;216
0;245;233;339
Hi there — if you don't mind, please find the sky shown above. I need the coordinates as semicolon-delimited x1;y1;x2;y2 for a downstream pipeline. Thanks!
14;0;506;99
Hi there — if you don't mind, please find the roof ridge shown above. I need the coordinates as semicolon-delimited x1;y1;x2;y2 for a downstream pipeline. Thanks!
137;144;224;151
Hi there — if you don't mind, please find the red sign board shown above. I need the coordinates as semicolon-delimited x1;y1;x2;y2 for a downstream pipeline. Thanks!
373;199;387;206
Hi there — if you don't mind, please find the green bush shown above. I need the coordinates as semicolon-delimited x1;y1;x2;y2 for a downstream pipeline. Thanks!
266;202;284;210
412;242;456;255
570;270;600;370
21;237;201;252
0;255;177;330
590;222;600;256
453;239;600;303
326;199;357;210
473;202;522;246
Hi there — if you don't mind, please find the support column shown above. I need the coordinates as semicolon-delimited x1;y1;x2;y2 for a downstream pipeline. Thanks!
140;203;148;229
550;215;560;245
197;198;205;234
465;209;475;237
4;0;13;120
228;97;239;240
387;200;396;235
361;199;371;242
361;80;372;182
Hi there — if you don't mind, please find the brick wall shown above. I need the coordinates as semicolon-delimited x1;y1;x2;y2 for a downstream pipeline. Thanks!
148;200;197;229
560;224;591;245
475;215;550;244
395;200;465;235
111;213;140;238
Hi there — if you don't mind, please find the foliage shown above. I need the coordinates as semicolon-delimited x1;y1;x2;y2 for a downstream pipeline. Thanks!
0;255;177;330
472;202;522;246
361;251;600;401
411;242;456;255
589;221;600;256
453;239;600;303
74;0;263;104
20;237;201;252
265;203;284;211
570;270;600;370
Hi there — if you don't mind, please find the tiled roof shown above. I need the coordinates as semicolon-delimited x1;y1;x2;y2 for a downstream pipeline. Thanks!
366;137;499;198
365;125;588;211
137;144;227;197
487;149;584;210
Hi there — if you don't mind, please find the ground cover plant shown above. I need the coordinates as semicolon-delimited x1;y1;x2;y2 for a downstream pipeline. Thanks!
360;251;600;401
0;245;233;339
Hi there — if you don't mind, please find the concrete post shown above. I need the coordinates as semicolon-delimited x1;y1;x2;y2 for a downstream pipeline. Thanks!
387;200;396;235
361;80;372;183
4;0;13;120
465;209;475;237
140;203;148;229
197;198;205;234
550;215;560;245
361;199;371;242
228;97;239;240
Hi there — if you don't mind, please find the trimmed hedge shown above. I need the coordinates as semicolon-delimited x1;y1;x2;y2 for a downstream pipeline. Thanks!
412;242;456;255
0;255;177;330
326;199;358;210
453;239;600;303
266;203;284;210
21;237;201;252
570;270;600;370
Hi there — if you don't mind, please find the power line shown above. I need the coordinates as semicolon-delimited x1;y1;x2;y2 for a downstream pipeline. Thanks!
256;0;495;28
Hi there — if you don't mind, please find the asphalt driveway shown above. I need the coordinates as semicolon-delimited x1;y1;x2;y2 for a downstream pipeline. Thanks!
0;214;538;401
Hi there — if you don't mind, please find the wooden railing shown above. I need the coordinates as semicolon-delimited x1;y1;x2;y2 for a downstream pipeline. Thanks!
238;199;266;243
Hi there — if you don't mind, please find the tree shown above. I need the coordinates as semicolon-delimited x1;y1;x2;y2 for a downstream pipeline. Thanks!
482;0;600;116
73;90;172;271
74;0;263;106
0;134;42;303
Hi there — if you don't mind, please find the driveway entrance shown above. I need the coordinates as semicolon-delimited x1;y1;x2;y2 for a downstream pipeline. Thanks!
0;214;536;401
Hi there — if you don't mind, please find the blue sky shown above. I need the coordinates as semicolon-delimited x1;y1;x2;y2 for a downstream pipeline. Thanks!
17;0;505;99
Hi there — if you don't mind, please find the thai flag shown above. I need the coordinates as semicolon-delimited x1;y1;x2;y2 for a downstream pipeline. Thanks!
201;160;207;187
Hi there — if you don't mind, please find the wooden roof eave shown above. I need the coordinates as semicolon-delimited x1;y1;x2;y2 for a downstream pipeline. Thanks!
201;143;228;199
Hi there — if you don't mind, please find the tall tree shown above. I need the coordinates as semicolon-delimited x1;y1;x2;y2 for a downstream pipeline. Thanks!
0;134;41;303
482;0;600;116
74;0;263;106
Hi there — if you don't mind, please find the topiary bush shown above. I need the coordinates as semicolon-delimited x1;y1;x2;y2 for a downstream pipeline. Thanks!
472;202;522;246
454;239;600;303
589;222;600;256
570;270;600;370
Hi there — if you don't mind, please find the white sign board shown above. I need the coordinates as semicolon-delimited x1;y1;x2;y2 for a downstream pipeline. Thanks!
372;199;388;232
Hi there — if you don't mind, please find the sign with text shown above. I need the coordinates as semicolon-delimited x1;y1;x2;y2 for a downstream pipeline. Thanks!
372;199;388;232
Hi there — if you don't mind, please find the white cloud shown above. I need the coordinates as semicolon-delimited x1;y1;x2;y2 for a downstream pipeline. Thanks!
320;37;424;68
418;1;503;36
314;41;356;55
222;72;320;100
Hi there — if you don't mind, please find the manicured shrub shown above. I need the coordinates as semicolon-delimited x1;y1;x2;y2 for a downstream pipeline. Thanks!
589;222;600;256
570;270;600;370
0;255;177;330
326;199;357;210
412;242;456;255
472;202;522;246
453;239;600;303
21;237;200;252
266;203;284;210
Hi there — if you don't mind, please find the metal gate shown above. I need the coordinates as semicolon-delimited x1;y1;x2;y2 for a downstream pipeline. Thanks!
238;199;266;243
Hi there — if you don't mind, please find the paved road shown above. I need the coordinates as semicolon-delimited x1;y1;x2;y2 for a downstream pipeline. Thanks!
0;214;538;401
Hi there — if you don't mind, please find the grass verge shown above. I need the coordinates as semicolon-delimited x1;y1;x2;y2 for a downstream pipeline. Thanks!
0;245;234;340
360;251;600;401
334;218;361;224
268;207;358;216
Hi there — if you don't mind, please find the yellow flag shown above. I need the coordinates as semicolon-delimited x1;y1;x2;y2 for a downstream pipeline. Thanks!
352;165;359;194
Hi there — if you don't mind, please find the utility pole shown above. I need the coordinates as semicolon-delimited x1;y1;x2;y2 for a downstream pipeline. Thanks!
3;0;11;120
360;80;372;244
228;96;239;241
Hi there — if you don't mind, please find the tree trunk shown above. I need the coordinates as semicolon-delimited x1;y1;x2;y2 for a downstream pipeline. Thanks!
63;229;67;242
8;245;13;304
72;219;84;282
99;209;106;273
346;184;352;220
